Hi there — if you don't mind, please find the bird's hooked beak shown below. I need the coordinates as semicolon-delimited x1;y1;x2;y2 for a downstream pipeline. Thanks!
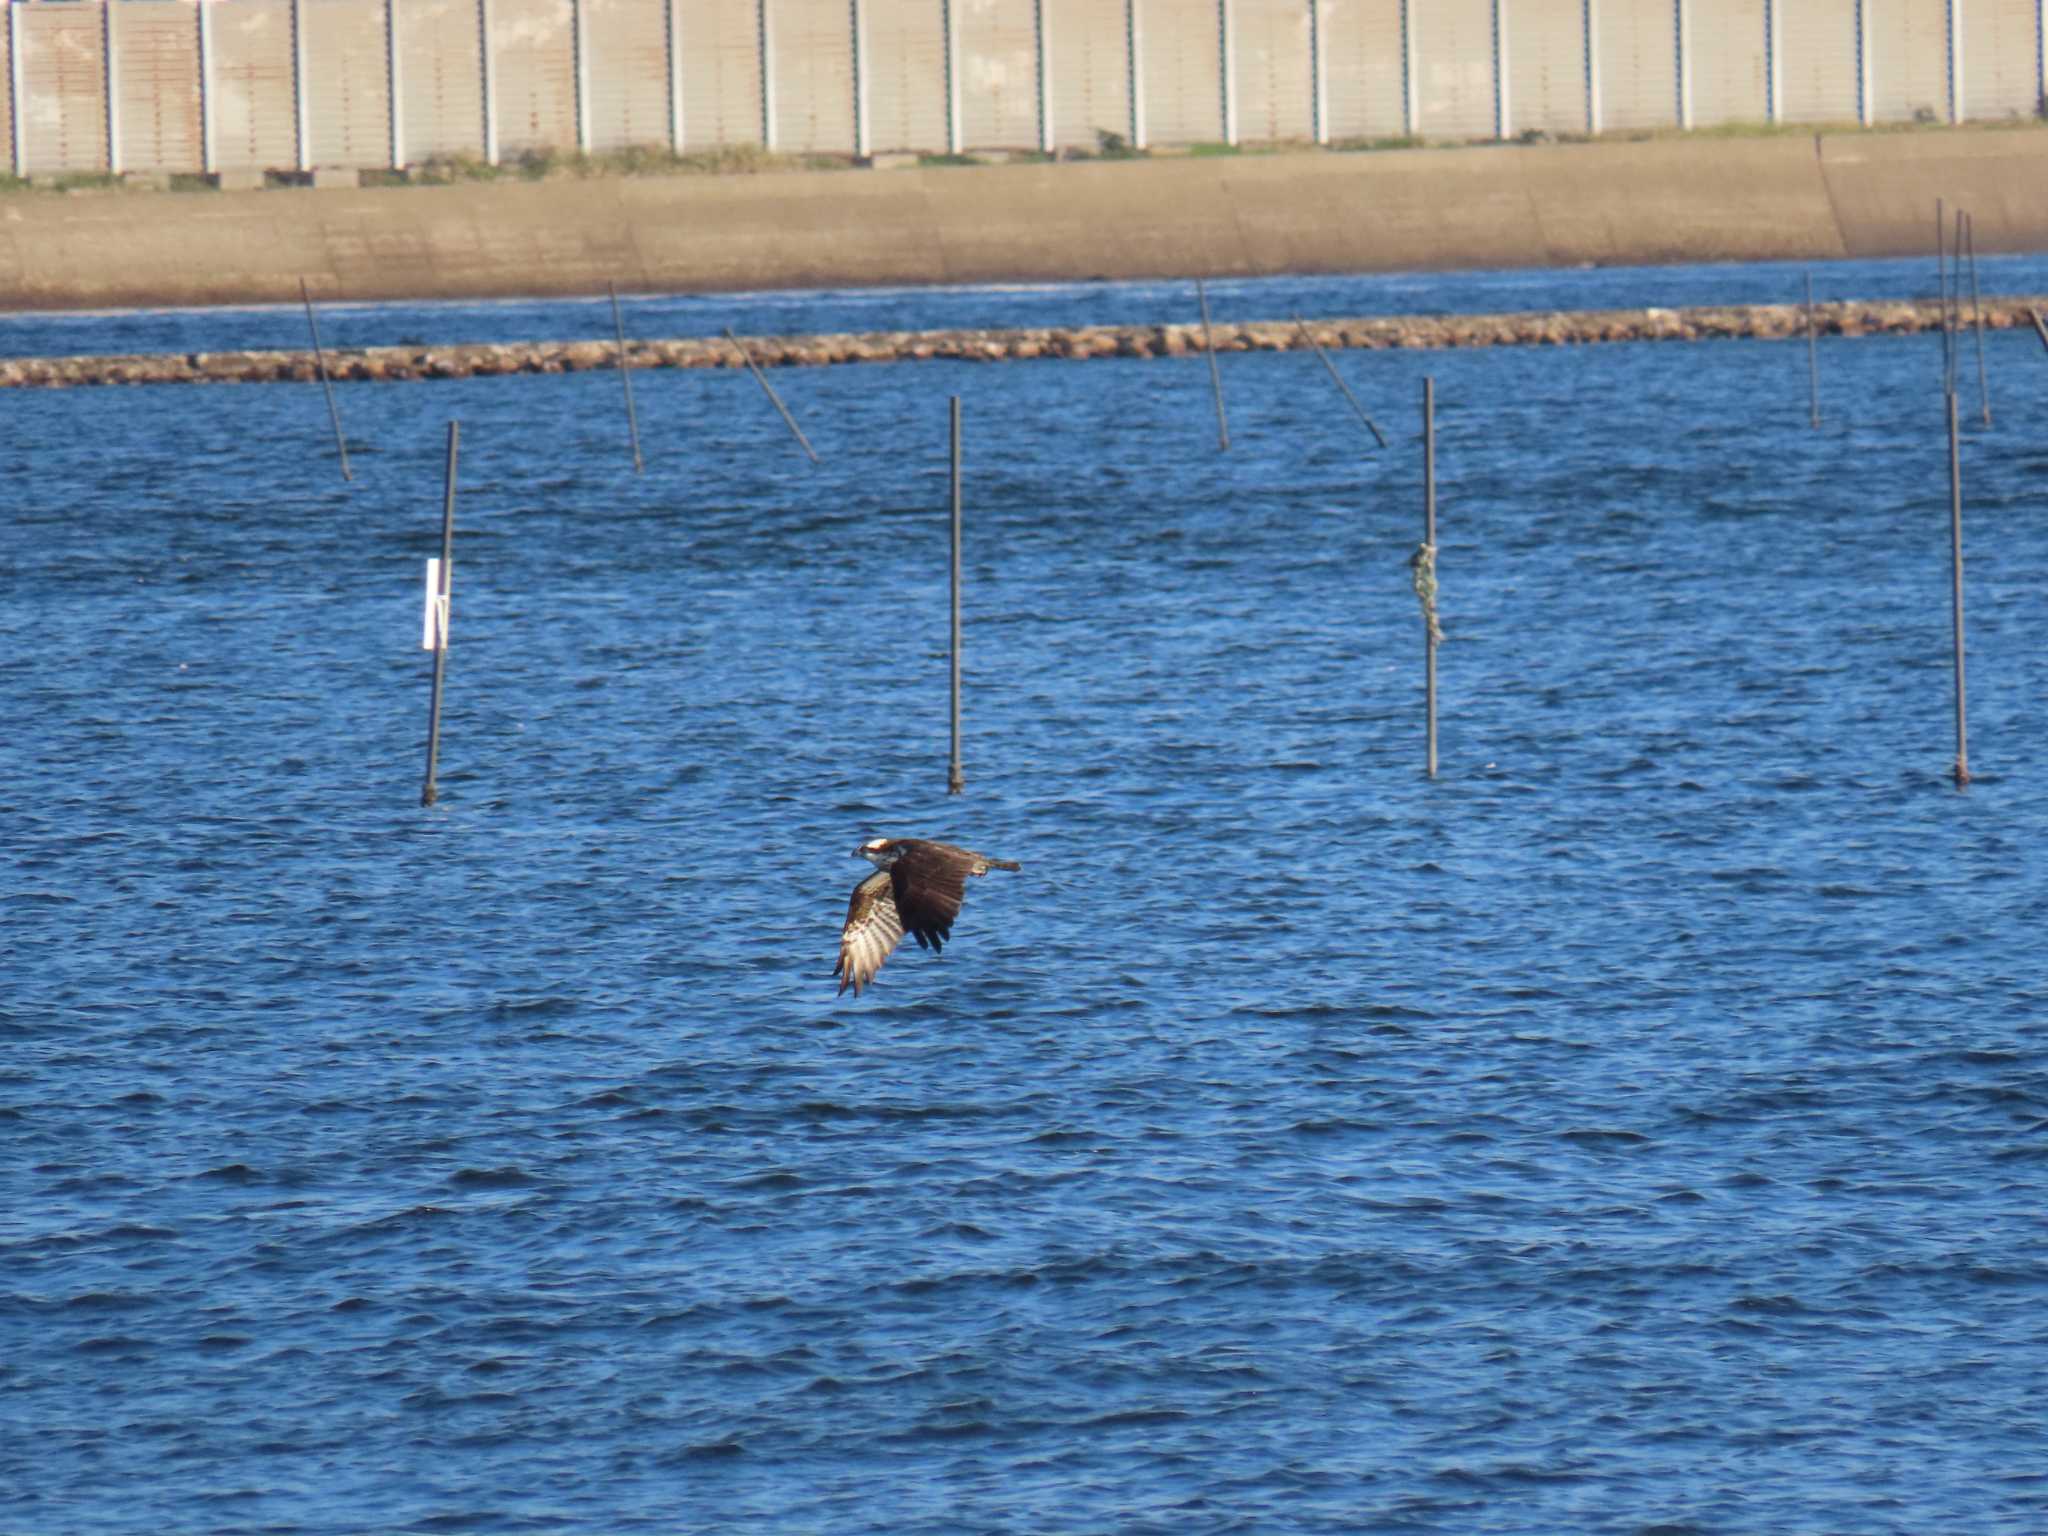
850;845;868;858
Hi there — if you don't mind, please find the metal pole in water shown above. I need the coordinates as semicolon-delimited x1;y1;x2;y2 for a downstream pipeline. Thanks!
609;280;644;473
301;276;352;482
422;421;460;808
1947;390;1970;789
1196;277;1230;451
947;396;965;797
723;327;820;463
1423;376;1438;781
1804;271;1820;428
1292;316;1388;448
1935;198;1952;393
1951;207;1967;392
1965;212;1990;427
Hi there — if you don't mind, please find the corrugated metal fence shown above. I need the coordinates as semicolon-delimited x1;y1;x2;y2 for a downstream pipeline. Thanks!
2;0;2041;180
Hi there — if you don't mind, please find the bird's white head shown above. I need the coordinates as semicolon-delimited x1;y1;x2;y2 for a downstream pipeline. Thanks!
854;837;900;868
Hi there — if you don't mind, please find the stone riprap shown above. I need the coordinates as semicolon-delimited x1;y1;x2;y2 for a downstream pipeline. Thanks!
0;299;2028;388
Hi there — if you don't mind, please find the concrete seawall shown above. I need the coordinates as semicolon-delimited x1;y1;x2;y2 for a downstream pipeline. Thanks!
1;128;2046;312
1;298;2028;389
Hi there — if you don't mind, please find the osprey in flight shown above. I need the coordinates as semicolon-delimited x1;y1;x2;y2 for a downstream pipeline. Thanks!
833;837;1020;998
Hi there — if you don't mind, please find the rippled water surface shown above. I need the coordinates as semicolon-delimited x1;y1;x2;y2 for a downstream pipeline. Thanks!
4;262;2047;1534
10;250;2048;360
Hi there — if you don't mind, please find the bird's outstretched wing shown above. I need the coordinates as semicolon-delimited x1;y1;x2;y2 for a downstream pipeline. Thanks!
835;869;906;997
888;844;972;953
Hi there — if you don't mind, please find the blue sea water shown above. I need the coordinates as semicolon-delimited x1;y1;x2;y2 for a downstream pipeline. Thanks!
6;249;2048;360
3;261;2046;1534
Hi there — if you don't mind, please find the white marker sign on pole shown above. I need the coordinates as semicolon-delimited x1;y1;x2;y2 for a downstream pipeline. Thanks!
421;557;450;651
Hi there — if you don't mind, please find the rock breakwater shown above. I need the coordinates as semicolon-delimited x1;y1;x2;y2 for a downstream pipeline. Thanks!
0;298;2030;389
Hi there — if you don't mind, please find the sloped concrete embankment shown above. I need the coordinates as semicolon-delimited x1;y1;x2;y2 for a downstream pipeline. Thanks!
0;129;2044;311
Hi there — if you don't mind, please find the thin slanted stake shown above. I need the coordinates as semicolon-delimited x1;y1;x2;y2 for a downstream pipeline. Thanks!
1946;391;1970;789
1964;213;1990;427
609;280;645;473
1293;316;1388;449
1416;377;1441;780
1804;272;1821;428
421;421;460;808
1935;198;1953;393
724;328;820;463
948;396;965;796
1951;206;1968;397
1197;277;1230;451
301;276;352;482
